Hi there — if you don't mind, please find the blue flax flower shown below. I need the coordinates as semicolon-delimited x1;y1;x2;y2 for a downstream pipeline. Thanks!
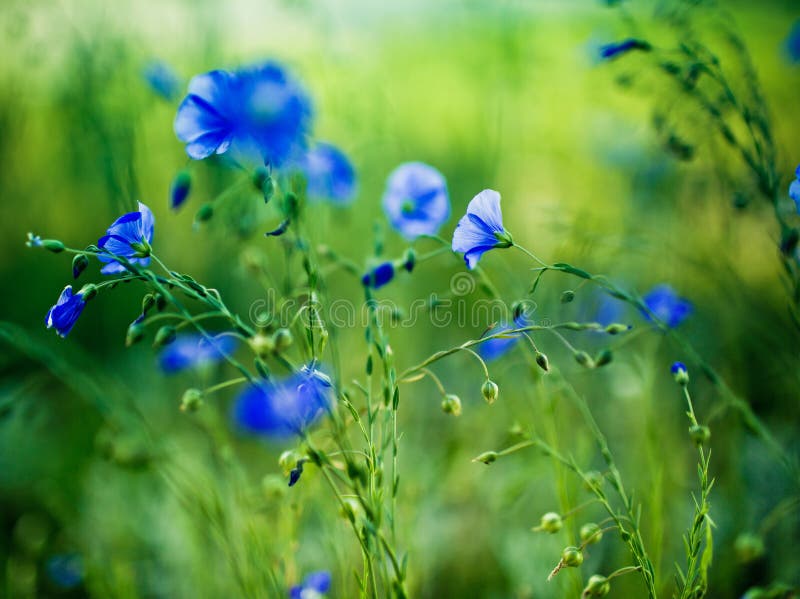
479;315;527;362
362;262;395;289
300;142;356;204
46;554;83;589
159;334;237;373
97;202;155;275
599;38;651;61
174;62;312;167
46;286;87;338
452;189;512;270
233;366;332;438
143;61;181;101
785;21;800;64
789;164;800;212
290;571;331;599
642;284;692;328
382;162;450;239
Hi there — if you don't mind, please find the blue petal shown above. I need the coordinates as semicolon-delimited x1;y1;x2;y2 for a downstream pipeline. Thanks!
382;162;450;239
301;142;357;204
642;284;692;328
303;571;332;594
478;323;518;361
143;61;180;101
362;262;395;289
159;334;238;373
789;179;800;213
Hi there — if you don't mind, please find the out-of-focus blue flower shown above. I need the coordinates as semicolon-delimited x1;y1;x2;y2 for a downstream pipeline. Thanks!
46;553;83;589
361;262;395;289
290;571;332;599
46;286;87;338
174;62;312;167
382;162;450;240
478;315;527;362
671;361;687;375
97;202;155;275
232;366;332;438
452;189;511;270
789;164;800;212
144;61;181;101
159;334;238;373
598;38;651;61
785;21;800;64
642;284;692;328
170;170;192;210
300;142;356;204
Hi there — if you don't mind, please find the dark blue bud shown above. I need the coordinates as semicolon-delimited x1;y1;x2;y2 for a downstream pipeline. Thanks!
361;262;395;289
599;38;651;60
671;361;687;374
170;170;192;210
72;254;89;279
288;462;304;487
265;218;290;237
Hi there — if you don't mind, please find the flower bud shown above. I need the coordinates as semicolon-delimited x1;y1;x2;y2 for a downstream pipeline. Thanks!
141;293;156;314
594;349;613;367
560;290;575;303
170;170;192;210
671;362;689;385
604;323;630;335
535;351;550;372
249;333;275;358
734;533;765;563
536;512;563;534
474;451;497;465
42;239;65;253
689;424;710;445
574;351;594;368
583;574;611;597
272;328;293;352
180;388;203;412
441;394;462;416
580;522;603;544
153;325;177;347
481;380;499;405
79;284;98;301
126;322;146;347
402;248;416;272
583;470;604;490
195;203;214;223
72;254;89;279
154;292;167;311
561;546;584;567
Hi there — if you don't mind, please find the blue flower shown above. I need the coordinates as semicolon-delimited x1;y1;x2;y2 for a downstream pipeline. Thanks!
300;142;356;204
46;554;83;589
785;20;800;64
478;315;527;362
232;366;332;438
598;38;651;61
642;284;692;328
671;361;687;375
159;334;238;373
361;262;395;289
290;571;332;599
789;164;800;212
97;202;155;275
143;61;181;101
382;162;450;239
46;286;87;338
452;189;512;270
174;62;312;167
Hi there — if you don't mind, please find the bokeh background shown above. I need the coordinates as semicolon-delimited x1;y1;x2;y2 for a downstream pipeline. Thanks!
1;0;799;597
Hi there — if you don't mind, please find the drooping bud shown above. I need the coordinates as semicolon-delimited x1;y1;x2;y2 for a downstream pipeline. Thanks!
604;323;631;335
671;361;689;385
473;451;497;465
560;290;575;303
141;293;156;314
41;239;65;253
126;321;146;347
72;254;89;279
536;512;563;534
279;449;303;475
535;351;550;372
481;380;499;405
574;351;595;368
580;522;603;544
170;170;192;210
272;328;293;352
561;546;584;567
401;248;416;273
582;575;611;597
79;284;98;301
689;424;711;445
594;349;613;367
153;325;177;347
441;394;462;416
180;388;203;412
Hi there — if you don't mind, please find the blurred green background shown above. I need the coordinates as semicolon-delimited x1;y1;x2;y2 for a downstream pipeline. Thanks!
1;0;799;597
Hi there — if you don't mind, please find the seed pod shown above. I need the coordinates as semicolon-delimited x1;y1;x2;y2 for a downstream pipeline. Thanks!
481;380;499;405
561;546;584;568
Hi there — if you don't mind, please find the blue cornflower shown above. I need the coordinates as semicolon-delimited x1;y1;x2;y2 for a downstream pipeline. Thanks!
382;162;450;239
789;164;800;212
598;38;651;61
158;334;238;373
452;189;512;270
174;62;312;167
478;315;527;362
785;21;800;64
46;554;83;589
361;262;395;289
642;284;692;328
290;571;332;599
232;366;332;438
300;142;356;204
143;61;181;101
46;286;87;338
97;202;155;275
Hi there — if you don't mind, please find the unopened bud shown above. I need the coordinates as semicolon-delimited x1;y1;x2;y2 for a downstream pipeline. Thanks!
180;388;203;412
594;349;613;367
79;284;98;301
474;451;497;465
441;394;462;416
561;546;584;567
195;203;214;223
141;293;156;314
605;323;630;335
170;170;192;210
583;470;604;490
574;351;594;368
580;523;603;544
126;322;146;347
72;254;89;279
560;290;575;303
689;424;711;445
402;248;416;272
272;328;293;352
583;575;611;597
536;512;563;534
42;239;65;253
535;351;550;372
249;334;275;358
481;380;499;405
671;362;689;385
154;325;177;347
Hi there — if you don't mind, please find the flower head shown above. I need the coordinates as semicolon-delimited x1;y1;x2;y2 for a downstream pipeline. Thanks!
143;61;180;101
361;262;395;289
290;571;331;599
159;334;238;373
452;189;511;270
300;142;356;204
789;164;800;212
642;284;692;328
46;286;87;338
97;202;155;275
478;314;527;362
382;162;450;239
174;62;312;167
232;366;332;438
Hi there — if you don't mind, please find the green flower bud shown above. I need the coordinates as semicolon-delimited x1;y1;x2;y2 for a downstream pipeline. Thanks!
401;248;416;273
79;283;98;302
583;575;611;597
126;322;146;347
154;292;167;311
560;290;575;303
536;512;563;534
474;451;498;465
594;349;613;367
604;323;630;335
441;394;462;416
272;328;293;352
249;333;275;358
481;380;499;405
141;293;156;314
195;203;214;223
535;351;550;372
154;325;177;347
689;424;711;445
561;546;584;568
583;470;604;490
734;533;765;563
580;522;603;544
574;351;594;368
278;449;303;476
180;388;203;412
72;254;89;279
42;239;65;253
